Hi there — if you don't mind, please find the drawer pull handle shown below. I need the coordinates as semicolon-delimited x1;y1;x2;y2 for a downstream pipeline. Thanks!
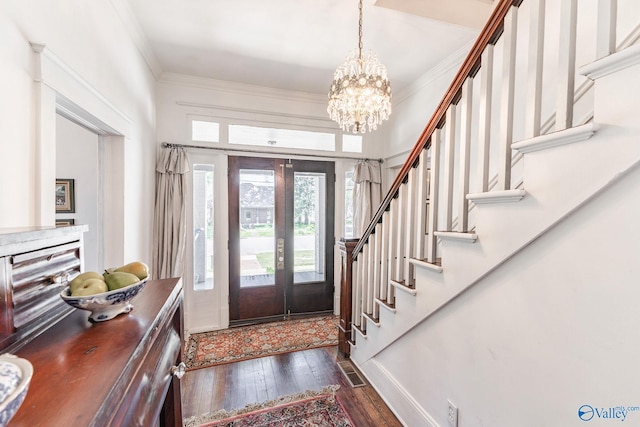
171;362;186;379
50;272;71;285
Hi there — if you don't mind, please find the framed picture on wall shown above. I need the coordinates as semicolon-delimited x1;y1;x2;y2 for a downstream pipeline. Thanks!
55;219;75;227
55;178;75;213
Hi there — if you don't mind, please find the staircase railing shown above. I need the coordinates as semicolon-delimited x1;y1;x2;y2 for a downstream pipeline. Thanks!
344;0;627;349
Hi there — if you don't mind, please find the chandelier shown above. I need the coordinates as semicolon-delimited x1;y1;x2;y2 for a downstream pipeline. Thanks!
328;0;392;134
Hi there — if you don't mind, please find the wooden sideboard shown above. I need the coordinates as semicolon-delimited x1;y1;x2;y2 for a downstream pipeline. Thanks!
11;277;184;426
0;226;184;426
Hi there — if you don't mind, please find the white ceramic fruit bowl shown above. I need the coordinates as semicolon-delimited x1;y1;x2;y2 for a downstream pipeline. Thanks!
0;354;32;427
60;278;149;322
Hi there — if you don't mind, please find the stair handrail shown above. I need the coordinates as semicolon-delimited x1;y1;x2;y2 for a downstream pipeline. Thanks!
353;0;523;258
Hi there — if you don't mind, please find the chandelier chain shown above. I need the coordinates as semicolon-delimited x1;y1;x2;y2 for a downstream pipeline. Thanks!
358;0;363;63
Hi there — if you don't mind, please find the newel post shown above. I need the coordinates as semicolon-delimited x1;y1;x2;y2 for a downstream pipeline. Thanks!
338;237;359;357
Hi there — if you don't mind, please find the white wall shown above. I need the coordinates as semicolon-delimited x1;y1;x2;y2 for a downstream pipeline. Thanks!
56;115;100;272
0;1;157;268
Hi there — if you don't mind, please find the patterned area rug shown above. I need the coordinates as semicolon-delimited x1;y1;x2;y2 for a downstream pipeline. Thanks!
184;385;353;427
185;315;339;370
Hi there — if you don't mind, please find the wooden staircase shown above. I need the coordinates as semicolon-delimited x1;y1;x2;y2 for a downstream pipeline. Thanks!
339;0;640;425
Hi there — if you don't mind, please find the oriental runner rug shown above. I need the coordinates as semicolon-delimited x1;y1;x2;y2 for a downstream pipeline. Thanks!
184;386;353;427
184;315;339;370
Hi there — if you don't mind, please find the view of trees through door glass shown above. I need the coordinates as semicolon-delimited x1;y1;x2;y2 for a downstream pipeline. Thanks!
238;169;327;287
239;169;276;287
293;172;325;284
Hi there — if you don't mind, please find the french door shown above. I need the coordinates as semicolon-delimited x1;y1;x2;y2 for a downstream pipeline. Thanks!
228;156;335;324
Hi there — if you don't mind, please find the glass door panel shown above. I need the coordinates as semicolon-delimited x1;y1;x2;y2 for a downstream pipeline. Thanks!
293;172;326;284
239;169;276;288
284;160;335;315
193;164;215;291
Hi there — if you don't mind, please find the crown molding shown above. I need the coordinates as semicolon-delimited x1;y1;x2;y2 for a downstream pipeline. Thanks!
107;0;163;79
159;72;328;105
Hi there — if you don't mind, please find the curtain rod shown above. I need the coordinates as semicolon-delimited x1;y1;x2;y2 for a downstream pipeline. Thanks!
161;142;383;163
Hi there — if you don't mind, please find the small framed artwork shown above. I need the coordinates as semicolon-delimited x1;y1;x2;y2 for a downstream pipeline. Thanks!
56;219;75;227
55;179;75;213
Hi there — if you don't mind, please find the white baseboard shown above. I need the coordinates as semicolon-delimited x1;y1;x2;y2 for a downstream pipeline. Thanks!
354;357;441;427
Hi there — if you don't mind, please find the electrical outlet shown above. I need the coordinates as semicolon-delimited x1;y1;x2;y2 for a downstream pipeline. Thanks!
448;400;458;427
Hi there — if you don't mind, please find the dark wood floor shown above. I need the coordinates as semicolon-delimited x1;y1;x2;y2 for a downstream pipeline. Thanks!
181;346;402;426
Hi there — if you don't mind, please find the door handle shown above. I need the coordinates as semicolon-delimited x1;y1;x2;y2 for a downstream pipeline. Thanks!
277;238;285;270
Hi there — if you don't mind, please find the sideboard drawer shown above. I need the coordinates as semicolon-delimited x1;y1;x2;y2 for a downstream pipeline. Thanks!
0;227;86;351
114;326;181;425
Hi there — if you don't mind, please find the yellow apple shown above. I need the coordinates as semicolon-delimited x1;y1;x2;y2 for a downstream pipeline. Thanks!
103;271;140;291
114;261;149;280
69;271;105;294
71;278;108;296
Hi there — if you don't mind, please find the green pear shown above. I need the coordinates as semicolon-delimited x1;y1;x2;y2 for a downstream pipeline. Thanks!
103;271;140;291
114;261;149;280
71;278;108;296
69;271;105;294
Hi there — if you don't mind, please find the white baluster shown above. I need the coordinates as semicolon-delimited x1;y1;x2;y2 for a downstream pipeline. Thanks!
426;130;441;263
498;5;517;190
458;78;473;232
597;0;617;59
555;0;577;131
367;237;376;315
352;257;361;328
387;197;397;283
525;0;545;139
395;184;406;281
477;45;494;193
414;150;429;260
404;168;416;285
361;243;370;322
380;211;389;302
442;106;457;230
372;223;382;319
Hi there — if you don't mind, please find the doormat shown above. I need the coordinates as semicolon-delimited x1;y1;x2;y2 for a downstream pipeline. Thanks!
184;315;339;370
184;385;352;427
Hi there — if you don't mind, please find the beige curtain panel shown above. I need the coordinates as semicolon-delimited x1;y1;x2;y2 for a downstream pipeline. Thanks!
353;160;382;238
152;146;190;280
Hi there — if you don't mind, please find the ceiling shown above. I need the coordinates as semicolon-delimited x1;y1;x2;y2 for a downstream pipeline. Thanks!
125;0;493;95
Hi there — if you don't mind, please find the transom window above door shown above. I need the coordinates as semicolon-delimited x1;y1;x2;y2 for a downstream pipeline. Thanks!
188;118;362;154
